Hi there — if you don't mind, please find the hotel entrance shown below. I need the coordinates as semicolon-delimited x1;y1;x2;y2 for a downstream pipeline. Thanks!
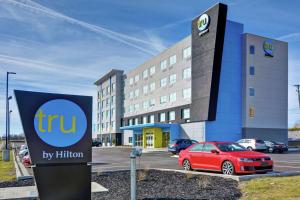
145;133;154;148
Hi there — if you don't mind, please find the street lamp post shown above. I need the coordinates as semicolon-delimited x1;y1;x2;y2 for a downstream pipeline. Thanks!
8;110;12;149
3;71;16;162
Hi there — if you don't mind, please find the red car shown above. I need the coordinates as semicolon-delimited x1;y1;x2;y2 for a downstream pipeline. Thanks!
178;142;273;175
22;154;32;168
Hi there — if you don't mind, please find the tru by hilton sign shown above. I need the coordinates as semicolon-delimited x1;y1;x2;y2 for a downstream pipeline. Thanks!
197;13;210;37
15;90;92;199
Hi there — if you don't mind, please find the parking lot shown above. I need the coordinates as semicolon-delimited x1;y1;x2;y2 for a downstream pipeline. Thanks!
92;147;300;173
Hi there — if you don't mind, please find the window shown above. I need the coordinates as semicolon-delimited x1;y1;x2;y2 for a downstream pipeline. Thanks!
134;104;140;111
249;106;255;118
250;45;255;54
129;78;134;85
160;60;167;70
159;113;166;122
134;74;139;82
182;108;190;119
143;116;148;124
169;111;175;121
183;67;191;79
129;119;133;126
160;77;167;87
143;69;148;79
169;74;177;84
169;92;176;102
150;82;156;91
106;122;110;130
111;96;115;104
129;105;134;113
183;46;191;59
169;55;177;66
190;144;204;152
111;108;115;117
106;98;109;106
249;66;255;75
111;121;116;129
135;118;139;125
106;86;110;94
134;89;139;97
150;115;155;123
111;83;116;92
150;98;155;107
249;87;255;96
183;88;191;99
129;91;134;99
150;66;156;75
106;110;109;118
160;95;168;104
143;101;149;109
129;137;133;144
102;100;105;108
143;85;149;94
203;144;217;152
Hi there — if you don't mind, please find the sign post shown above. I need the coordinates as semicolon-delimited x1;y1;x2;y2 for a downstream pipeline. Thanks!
15;90;92;200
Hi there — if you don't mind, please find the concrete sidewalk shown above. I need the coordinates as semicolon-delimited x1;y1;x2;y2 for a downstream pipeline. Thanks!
0;182;108;200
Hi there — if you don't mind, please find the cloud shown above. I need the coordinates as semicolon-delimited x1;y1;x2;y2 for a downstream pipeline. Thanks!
277;33;300;42
3;0;166;55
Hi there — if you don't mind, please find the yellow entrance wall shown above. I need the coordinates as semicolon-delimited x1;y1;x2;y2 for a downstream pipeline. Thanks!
142;127;163;148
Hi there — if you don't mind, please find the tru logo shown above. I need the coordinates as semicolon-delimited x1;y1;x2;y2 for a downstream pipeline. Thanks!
35;109;76;134
34;99;87;147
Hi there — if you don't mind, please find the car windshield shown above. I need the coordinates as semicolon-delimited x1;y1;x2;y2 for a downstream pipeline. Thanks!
216;143;247;152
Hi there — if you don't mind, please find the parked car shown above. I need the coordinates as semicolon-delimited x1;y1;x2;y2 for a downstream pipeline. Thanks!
168;139;198;154
178;142;273;175
236;139;267;152
19;144;27;151
22;154;32;168
19;148;28;158
92;139;102;147
265;141;288;153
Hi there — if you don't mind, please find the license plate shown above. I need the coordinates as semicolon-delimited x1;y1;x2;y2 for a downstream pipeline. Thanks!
261;162;268;166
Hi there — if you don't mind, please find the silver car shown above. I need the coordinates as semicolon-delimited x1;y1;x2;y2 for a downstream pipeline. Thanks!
236;139;267;151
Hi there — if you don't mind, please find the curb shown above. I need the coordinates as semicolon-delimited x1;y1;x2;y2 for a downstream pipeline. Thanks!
13;150;33;180
12;150;22;180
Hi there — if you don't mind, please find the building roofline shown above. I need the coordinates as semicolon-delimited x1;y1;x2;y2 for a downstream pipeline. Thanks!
243;33;288;44
94;69;124;85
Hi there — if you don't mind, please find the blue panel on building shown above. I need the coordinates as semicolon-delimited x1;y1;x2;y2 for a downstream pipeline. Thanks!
205;20;244;142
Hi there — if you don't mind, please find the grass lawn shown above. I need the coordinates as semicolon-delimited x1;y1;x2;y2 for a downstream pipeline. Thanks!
0;150;16;181
240;175;300;200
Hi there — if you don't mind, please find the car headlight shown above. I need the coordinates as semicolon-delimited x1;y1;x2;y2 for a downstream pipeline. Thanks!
239;158;253;162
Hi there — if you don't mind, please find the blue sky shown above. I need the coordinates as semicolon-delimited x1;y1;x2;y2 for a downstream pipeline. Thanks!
0;0;300;137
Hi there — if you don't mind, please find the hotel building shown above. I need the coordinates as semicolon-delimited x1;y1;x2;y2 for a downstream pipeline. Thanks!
94;3;288;148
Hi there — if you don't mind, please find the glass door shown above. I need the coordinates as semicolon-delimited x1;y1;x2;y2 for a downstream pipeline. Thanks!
146;133;154;148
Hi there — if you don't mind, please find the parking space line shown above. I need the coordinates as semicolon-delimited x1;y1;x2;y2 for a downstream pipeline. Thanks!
275;161;300;164
275;165;300;169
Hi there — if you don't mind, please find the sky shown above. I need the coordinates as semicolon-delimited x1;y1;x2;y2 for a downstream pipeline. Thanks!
0;0;300;137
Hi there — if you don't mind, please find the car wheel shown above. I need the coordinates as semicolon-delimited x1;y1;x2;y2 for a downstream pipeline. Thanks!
247;147;253;151
183;159;192;171
222;161;235;175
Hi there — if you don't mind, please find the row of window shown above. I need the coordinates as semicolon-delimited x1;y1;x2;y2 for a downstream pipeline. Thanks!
127;108;190;125
100;96;116;109
127;88;191;113
128;68;191;100
100;121;116;132
128;46;191;86
99;108;116;121
98;83;116;99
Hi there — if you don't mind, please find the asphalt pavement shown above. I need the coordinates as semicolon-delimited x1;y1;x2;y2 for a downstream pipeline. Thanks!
92;147;300;173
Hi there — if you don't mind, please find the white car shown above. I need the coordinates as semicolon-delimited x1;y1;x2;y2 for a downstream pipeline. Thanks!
19;147;28;157
236;139;267;151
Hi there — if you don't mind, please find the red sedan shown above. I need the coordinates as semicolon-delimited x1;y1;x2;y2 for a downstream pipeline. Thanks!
178;142;273;175
22;154;32;168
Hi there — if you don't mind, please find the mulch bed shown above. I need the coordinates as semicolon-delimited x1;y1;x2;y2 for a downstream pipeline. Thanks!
92;169;241;200
0;169;241;199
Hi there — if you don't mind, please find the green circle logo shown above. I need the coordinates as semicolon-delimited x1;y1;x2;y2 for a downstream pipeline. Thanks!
197;14;210;31
34;99;87;147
